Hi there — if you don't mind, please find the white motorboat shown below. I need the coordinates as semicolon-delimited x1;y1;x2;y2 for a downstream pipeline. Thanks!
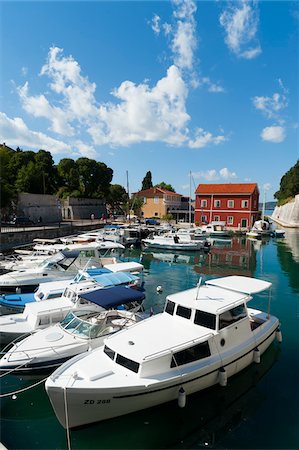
142;235;210;251
247;220;272;239
0;269;140;315
45;275;281;428
0;284;145;345
270;229;285;238
199;221;230;237
0;243;142;293
0;295;145;373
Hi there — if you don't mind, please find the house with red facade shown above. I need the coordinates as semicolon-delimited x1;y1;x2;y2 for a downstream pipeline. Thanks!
194;183;260;229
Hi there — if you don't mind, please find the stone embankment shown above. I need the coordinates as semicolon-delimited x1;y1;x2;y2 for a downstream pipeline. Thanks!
271;194;299;228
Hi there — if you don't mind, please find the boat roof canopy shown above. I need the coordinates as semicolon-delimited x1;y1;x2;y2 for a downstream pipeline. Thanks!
205;276;272;294
79;286;145;309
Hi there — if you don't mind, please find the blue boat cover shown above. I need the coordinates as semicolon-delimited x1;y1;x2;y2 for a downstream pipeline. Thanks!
79;285;145;309
0;292;35;307
86;267;112;276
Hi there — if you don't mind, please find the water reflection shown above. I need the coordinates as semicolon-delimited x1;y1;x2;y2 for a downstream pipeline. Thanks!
275;229;299;293
194;237;257;277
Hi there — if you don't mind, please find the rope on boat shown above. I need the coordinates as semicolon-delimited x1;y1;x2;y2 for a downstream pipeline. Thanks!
0;359;36;378
0;376;47;398
64;381;72;450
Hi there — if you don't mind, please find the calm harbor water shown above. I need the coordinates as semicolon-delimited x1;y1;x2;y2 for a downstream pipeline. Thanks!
1;229;299;449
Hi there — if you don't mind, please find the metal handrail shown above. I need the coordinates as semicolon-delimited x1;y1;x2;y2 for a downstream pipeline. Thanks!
143;332;214;361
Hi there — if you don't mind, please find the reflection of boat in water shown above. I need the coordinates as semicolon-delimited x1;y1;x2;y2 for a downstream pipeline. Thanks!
146;252;191;265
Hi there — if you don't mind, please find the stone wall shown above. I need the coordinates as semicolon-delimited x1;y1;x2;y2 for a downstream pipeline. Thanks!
18;193;62;223
62;197;107;220
271;194;299;228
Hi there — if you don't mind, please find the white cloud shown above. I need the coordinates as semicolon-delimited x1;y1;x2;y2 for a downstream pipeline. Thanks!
253;91;288;119
201;77;225;93
188;128;227;148
150;14;161;35
219;167;237;179
261;126;286;143
14;21;227;151
192;167;237;181
219;1;261;59
0;112;72;154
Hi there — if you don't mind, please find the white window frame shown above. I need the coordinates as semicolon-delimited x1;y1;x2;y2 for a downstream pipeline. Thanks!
214;215;220;221
227;216;234;225
143;197;147;204
201;199;207;207
227;200;234;208
241;200;249;208
201;215;207;223
154;197;159;204
214;200;221;208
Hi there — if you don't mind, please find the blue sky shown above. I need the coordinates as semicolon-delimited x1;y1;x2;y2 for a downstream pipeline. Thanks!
1;0;298;201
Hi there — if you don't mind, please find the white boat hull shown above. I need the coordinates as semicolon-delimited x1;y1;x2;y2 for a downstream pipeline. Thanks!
47;320;278;428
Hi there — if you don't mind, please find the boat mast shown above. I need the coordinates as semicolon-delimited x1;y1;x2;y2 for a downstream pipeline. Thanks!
126;170;130;223
262;189;266;221
189;170;192;226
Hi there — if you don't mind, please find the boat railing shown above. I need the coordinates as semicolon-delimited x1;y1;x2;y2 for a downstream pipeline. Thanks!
143;332;214;361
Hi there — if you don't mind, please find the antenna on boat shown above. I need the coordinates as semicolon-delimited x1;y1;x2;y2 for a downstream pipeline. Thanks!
196;277;202;299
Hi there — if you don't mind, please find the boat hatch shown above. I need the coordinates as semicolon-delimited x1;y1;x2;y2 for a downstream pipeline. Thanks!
206;276;272;295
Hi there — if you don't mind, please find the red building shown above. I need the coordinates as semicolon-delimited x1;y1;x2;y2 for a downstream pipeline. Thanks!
194;183;260;229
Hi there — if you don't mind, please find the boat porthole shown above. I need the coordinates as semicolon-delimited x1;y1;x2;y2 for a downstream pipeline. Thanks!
128;341;135;345
220;338;225;346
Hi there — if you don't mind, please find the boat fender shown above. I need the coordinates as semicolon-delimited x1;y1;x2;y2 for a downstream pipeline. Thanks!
130;244;134;249
219;367;227;386
253;348;260;364
276;328;282;343
156;285;163;293
178;387;186;408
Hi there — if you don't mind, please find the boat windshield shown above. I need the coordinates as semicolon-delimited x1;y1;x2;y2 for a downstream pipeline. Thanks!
59;311;112;339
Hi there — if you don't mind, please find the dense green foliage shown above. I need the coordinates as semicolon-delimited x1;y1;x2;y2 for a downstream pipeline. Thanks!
274;160;299;204
141;171;153;190
154;182;175;192
0;145;113;208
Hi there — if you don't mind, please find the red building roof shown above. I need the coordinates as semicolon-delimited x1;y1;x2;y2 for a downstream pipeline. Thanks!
135;187;182;197
195;183;258;195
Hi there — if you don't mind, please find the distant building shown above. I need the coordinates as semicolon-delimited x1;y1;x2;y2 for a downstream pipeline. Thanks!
194;183;259;228
134;187;185;219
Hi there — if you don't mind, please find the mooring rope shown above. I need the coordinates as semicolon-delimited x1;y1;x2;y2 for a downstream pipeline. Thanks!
0;376;47;398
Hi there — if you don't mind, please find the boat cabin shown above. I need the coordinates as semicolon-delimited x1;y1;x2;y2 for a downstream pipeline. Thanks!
103;276;272;378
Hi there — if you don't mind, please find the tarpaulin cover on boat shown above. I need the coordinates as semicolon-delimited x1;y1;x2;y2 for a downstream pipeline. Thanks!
79;285;145;309
92;272;138;287
86;268;112;276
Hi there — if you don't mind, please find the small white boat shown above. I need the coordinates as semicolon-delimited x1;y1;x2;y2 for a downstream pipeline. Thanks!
0;285;145;345
0;298;145;373
247;220;272;239
142;235;210;251
45;275;281;428
270;229;285;238
199;221;230;237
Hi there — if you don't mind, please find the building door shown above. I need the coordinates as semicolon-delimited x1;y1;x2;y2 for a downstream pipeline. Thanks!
241;219;247;228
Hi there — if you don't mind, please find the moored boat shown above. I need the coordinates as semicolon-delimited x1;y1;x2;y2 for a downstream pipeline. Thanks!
45;275;281;428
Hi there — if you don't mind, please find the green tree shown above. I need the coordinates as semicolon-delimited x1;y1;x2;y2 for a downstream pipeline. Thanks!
155;182;175;192
274;160;299;204
57;158;80;195
130;196;144;215
107;184;129;213
0;145;16;208
76;158;113;198
141;171;153;190
34;149;58;194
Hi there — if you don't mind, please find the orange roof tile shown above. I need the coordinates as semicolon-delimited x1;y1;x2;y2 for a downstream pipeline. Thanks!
134;187;182;197
195;183;258;195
